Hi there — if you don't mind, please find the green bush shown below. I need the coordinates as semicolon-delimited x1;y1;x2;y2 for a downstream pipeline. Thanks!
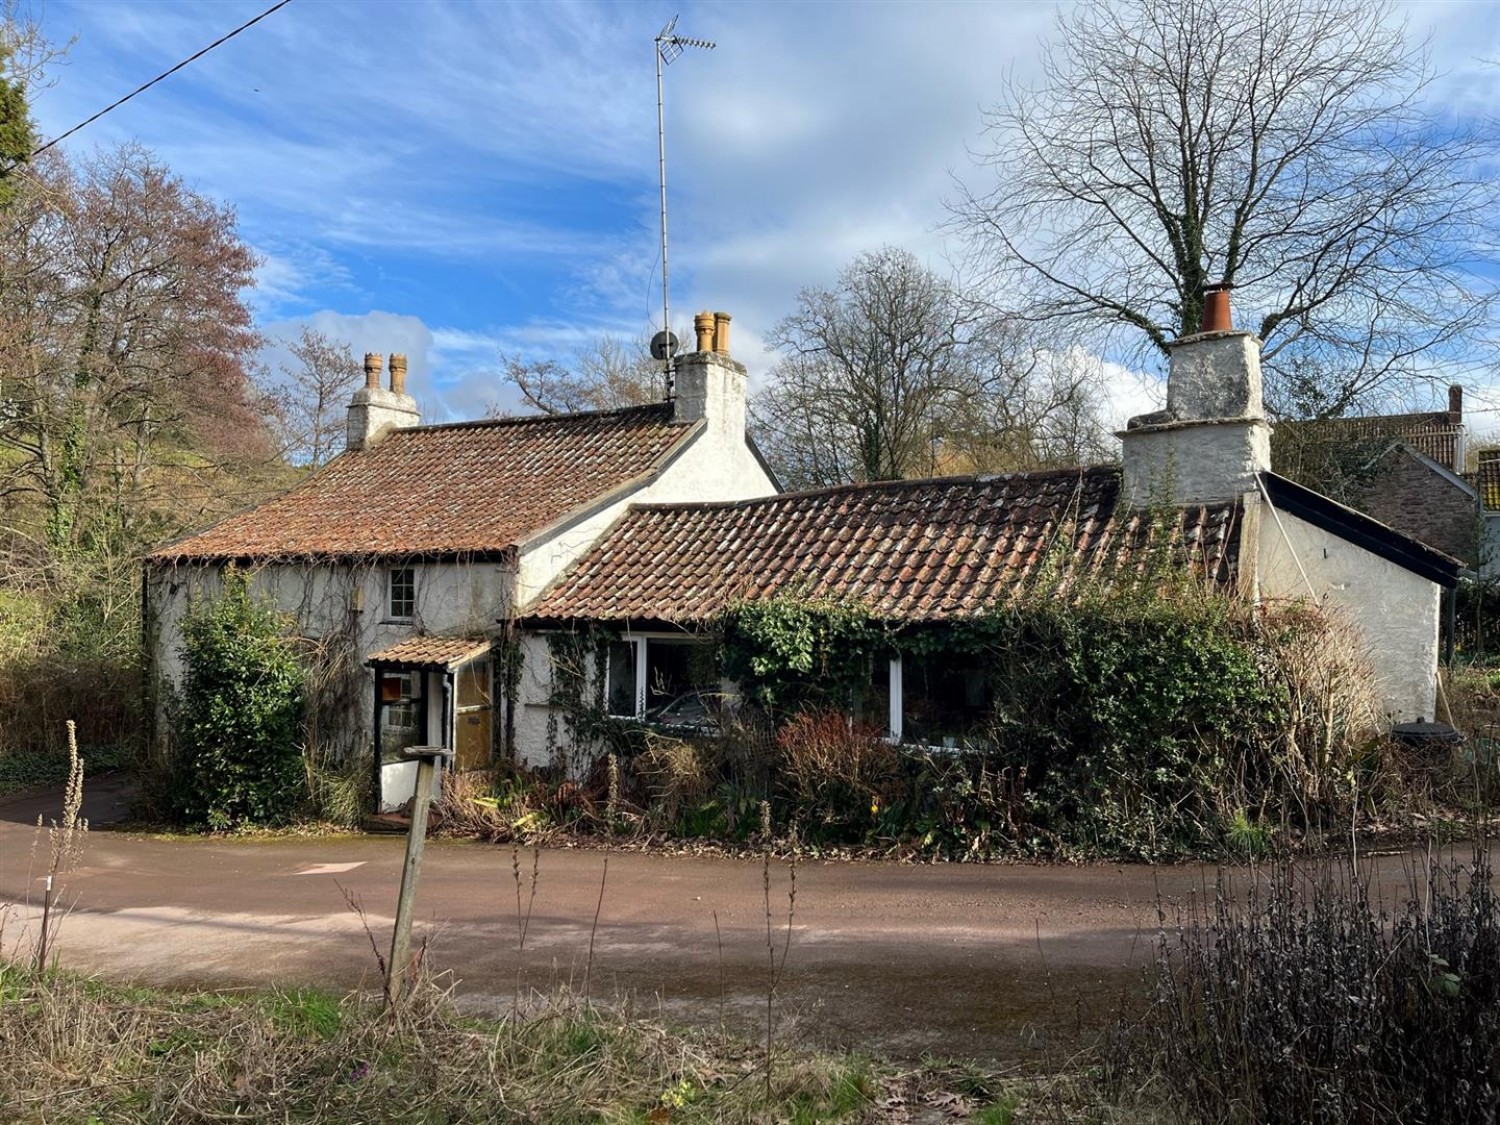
719;583;1374;860
172;571;305;829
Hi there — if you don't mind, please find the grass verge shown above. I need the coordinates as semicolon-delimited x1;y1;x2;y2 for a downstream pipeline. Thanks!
0;962;1031;1124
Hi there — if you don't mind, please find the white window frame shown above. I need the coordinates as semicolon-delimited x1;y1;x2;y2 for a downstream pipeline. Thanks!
603;636;648;719
887;655;903;743
387;566;415;622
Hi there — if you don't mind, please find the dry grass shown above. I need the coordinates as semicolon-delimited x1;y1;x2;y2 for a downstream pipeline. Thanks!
0;962;1048;1124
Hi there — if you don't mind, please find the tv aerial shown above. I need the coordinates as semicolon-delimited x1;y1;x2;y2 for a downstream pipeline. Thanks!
655;15;715;393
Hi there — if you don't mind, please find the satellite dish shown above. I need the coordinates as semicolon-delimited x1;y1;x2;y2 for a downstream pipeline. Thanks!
650;330;680;361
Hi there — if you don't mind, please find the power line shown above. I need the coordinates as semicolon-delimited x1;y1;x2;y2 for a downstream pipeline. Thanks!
26;0;293;163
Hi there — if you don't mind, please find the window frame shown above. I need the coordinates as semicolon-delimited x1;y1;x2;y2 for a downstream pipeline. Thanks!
386;566;416;622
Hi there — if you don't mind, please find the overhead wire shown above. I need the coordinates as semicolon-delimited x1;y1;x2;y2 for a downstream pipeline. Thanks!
20;0;293;166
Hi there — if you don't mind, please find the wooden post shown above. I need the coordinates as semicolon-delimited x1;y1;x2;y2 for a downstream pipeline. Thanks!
387;745;449;1006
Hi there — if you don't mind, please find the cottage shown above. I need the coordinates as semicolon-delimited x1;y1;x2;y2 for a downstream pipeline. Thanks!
144;312;776;807
528;294;1456;735
144;298;1456;807
1272;387;1479;567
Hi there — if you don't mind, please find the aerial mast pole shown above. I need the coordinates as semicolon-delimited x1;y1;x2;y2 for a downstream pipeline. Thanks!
653;17;714;396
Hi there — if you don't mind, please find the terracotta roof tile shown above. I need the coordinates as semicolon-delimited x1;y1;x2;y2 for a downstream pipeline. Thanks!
1472;456;1500;512
367;636;491;670
149;405;692;562
525;466;1240;627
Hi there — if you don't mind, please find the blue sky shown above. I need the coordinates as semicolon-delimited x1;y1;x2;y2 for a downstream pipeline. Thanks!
25;0;1500;430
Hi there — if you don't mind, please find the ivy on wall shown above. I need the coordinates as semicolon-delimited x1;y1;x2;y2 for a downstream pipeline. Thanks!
171;569;306;829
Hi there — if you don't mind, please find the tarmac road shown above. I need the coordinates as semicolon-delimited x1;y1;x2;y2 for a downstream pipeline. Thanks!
0;773;1445;1063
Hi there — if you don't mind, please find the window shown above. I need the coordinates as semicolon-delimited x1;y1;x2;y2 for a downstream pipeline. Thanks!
603;637;715;719
379;671;425;758
387;567;415;620
901;651;995;749
606;641;638;717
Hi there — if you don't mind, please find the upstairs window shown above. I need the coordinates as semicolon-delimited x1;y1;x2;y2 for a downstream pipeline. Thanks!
388;567;415;621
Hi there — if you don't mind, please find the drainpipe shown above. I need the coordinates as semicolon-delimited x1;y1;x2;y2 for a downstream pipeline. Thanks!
371;669;383;812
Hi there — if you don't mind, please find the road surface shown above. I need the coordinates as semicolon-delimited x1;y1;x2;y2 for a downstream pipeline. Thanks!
0;774;1437;1063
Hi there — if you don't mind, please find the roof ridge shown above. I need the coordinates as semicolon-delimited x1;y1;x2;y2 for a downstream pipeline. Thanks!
624;463;1119;515
394;401;673;436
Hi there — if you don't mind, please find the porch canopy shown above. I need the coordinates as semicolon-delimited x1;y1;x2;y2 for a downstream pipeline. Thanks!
366;635;494;783
366;636;492;672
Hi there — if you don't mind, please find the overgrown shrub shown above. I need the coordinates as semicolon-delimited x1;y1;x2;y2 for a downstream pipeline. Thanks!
171;571;305;829
776;710;896;837
1117;851;1500;1124
719;583;1382;859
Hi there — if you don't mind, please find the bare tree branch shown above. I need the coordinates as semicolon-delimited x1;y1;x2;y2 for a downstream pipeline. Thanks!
950;0;1500;418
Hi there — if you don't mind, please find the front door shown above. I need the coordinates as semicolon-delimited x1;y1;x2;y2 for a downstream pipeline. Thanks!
454;658;492;770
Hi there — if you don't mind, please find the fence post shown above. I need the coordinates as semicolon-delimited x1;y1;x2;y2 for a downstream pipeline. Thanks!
387;745;450;1006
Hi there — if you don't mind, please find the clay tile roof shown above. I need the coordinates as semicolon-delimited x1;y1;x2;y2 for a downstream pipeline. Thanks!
148;405;692;563
1279;410;1463;472
366;636;492;670
524;466;1241;628
1473;455;1500;511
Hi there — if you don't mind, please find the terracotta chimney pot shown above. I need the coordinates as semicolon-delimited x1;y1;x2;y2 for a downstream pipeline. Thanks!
712;311;731;355
1201;284;1233;333
363;352;382;390
694;311;715;354
389;353;408;396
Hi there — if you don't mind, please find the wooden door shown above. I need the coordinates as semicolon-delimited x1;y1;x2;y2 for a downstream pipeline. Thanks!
454;658;492;770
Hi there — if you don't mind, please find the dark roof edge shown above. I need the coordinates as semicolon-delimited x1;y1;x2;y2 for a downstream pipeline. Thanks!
745;431;784;494
392;401;674;436
145;547;519;569
612;463;1119;516
1259;471;1460;589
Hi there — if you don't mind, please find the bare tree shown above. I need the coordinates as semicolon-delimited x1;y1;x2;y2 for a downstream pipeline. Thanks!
754;248;975;486
952;0;1500;419
263;327;363;468
752;247;1107;489
494;334;664;416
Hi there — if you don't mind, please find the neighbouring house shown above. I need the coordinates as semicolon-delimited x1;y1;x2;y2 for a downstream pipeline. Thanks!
144;298;1457;810
144;312;777;808
524;294;1456;737
1273;387;1482;568
1472;452;1500;578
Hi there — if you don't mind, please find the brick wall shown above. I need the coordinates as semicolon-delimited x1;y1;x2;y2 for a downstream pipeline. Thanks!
1358;447;1477;564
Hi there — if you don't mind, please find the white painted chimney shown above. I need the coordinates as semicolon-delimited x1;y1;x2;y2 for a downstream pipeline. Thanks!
347;352;420;452
672;310;747;437
1120;287;1270;505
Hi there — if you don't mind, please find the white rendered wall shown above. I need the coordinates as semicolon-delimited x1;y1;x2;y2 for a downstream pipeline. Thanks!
1122;420;1271;507
147;559;515;758
1255;508;1441;722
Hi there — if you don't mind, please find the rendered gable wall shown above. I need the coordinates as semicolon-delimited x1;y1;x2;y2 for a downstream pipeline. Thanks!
1254;507;1440;722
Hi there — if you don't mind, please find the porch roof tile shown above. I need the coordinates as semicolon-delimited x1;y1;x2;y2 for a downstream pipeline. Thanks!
366;636;491;670
523;466;1241;628
147;404;692;563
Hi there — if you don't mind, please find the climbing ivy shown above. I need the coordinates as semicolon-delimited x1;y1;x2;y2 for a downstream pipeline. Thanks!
719;595;893;716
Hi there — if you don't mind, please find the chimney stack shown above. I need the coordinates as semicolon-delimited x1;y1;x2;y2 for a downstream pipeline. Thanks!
673;307;747;434
1450;384;1464;422
346;349;420;452
1120;281;1269;505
